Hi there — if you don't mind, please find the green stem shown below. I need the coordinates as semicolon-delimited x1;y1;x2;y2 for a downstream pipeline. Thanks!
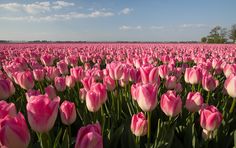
147;112;152;148
229;98;236;113
206;91;210;104
191;84;195;92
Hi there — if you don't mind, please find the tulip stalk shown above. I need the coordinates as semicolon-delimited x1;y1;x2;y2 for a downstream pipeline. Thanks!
206;91;211;104
229;98;236;113
147;111;151;148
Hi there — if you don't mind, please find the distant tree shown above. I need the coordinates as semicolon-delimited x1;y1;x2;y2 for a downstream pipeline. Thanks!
229;24;236;43
201;37;207;43
205;26;227;43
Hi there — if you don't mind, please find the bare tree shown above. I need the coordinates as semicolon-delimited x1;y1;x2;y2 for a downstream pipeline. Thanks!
229;24;236;43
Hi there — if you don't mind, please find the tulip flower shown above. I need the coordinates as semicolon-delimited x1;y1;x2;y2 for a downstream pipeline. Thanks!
130;112;148;136
0;79;15;100
14;71;34;90
0;100;17;119
54;76;66;92
202;74;219;91
60;100;76;125
185;92;204;112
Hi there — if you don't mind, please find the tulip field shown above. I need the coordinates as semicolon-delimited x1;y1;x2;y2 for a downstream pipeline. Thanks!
1;43;236;148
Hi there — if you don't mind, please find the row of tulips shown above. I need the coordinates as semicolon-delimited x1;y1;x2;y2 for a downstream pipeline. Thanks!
0;43;236;148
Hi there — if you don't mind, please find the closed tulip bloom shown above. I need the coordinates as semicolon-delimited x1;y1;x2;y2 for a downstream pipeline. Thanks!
131;83;141;101
224;74;236;98
14;71;34;90
0;100;17;119
184;68;202;85
86;90;102;112
75;123;103;148
79;88;87;101
164;76;177;89
136;83;158;112
223;64;236;78
44;85;57;99
57;60;69;75
139;65;160;84
54;77;66;92
26;95;60;133
41;54;54;66
33;68;45;81
158;65;169;79
200;105;222;131
0;113;30;148
185;92;204;112
202;74;219;91
60;100;76;125
0;79;15;100
160;90;182;117
45;66;60;81
81;76;95;91
103;76;115;91
70;66;85;82
66;75;76;88
107;62;124;80
90;83;107;104
130;112;148;136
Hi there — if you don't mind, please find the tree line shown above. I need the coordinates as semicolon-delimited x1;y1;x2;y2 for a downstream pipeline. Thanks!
201;24;236;43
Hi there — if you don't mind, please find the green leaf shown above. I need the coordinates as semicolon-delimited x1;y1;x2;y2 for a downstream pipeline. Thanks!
110;124;125;148
234;130;236;148
53;128;63;148
62;128;70;148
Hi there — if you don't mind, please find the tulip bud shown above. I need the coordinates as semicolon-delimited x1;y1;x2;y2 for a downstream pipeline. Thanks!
185;92;204;112
164;76;177;89
14;71;34;90
54;76;66;92
130;112;148;136
44;85;57;99
33;68;45;81
66;75;76;88
0;100;17;119
224;74;236;98
60;100;76;125
202;74;219;91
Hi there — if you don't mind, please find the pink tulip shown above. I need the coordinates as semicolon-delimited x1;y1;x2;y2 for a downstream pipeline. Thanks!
130;112;148;136
81;76;95;91
75;123;103;148
66;75;76;88
25;89;41;102
70;66;85;82
60;100;76;125
184;67;202;84
136;83;158;112
107;62;124;80
79;88;87;101
45;66;60;81
0;113;30;148
86;90;102;112
54;76;66;92
160;90;182;117
103;76;116;91
202;74;219;91
44;85;57;99
200;105;222;131
185;92;204;112
131;83;142;101
33;68;45;81
41;54;54;66
158;65;169;79
90;83;107;104
139;65;160;84
57;60;69;75
0;79;15;100
223;64;236;78
164;76;177;89
26;95;60;133
14;71;34;90
224;74;236;98
0;100;17;119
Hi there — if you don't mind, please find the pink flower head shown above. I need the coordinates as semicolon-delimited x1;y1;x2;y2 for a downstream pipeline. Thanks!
130;112;148;136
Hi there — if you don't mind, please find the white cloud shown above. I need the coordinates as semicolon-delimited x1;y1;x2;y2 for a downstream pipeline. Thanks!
150;26;165;30
179;24;209;28
119;25;142;30
119;8;133;15
0;1;75;14
0;10;114;22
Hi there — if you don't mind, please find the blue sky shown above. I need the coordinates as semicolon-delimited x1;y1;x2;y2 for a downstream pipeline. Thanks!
0;0;235;41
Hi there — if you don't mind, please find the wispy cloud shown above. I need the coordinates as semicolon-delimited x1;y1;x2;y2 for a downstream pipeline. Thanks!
0;10;114;22
119;25;142;30
119;8;133;15
179;24;209;28
0;1;74;14
150;26;165;30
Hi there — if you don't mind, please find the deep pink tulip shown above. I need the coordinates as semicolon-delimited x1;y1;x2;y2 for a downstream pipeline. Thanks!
224;74;236;98
200;105;222;131
0;79;15;100
44;85;57;99
41;54;54;66
75;123;103;148
81;76;95;91
0;100;17;119
185;92;204;112
26;95;60;133
160;90;182;117
158;65;169;79
90;83;107;104
0;113;30;148
136;83;158;112
202;74;219;91
139;65;159;84
57;60;69;75
130;112;148;136
86;90;102;112
54;76;66;92
25;89;41;102
60;100;76;125
14;71;34;90
33;68;45;81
